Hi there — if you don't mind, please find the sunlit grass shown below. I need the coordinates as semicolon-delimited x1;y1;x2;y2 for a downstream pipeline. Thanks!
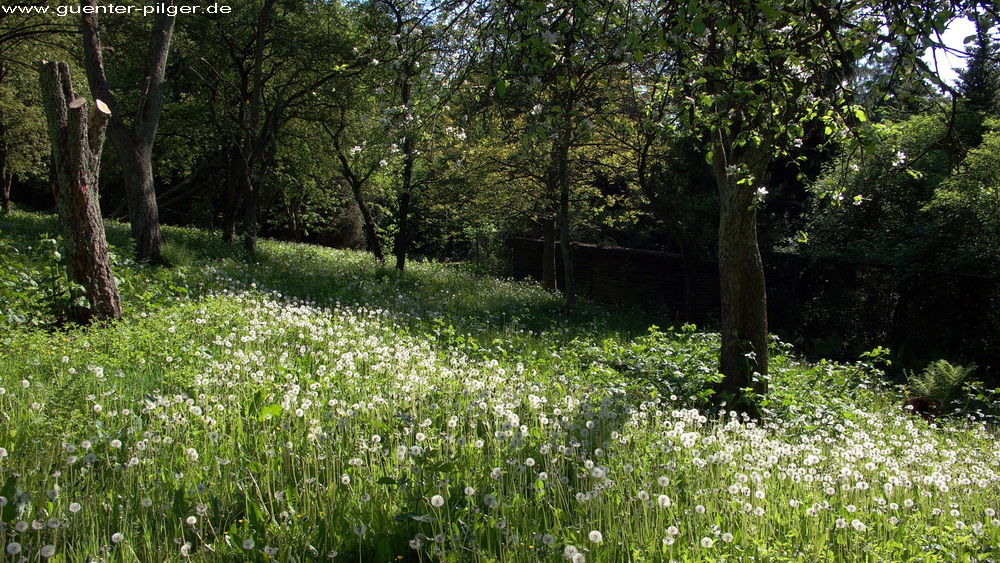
1;211;999;562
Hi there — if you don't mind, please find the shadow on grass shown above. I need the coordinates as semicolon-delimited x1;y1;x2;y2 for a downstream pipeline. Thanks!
2;211;668;344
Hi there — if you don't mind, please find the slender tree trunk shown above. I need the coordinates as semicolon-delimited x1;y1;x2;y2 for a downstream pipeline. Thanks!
0;173;11;215
395;133;414;271
328;123;384;262
351;181;384;262
239;0;274;256
554;127;575;313
394;70;414;271
0;117;11;215
0;151;11;215
679;240;700;322
81;1;173;264
222;146;243;244
713;143;769;405
39;61;121;323
242;167;257;255
542;214;557;290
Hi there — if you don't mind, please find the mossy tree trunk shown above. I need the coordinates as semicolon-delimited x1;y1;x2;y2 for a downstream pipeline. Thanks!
712;138;770;406
39;61;121;323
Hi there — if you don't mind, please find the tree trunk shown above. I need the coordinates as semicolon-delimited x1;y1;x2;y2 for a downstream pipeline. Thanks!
553;127;575;313
558;185;575;312
0;118;11;215
0;152;10;215
239;0;274;256
353;181;384;262
679;240;701;322
0;175;10;215
115;143;160;262
222;144;244;244
395;134;414;271
81;0;173;264
39;61;121;323
542;214;557;290
328;124;384;263
242;172;257;255
713;143;769;407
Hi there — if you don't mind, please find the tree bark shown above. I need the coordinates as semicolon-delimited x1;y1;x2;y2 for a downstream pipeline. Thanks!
553;126;575;313
679;240;701;322
394;74;414;271
0;148;10;215
713;142;769;406
81;0;173;264
222;144;243;244
243;171;258;255
542;214;557;290
350;179;384;262
0;114;10;214
0;172;11;215
394;175;411;270
238;0;275;255
39;61;121;323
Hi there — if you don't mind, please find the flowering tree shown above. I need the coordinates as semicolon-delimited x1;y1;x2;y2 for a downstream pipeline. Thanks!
488;0;637;311
373;0;478;270
655;0;975;410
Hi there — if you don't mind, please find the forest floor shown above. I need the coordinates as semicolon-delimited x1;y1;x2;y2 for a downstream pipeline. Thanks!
1;211;999;562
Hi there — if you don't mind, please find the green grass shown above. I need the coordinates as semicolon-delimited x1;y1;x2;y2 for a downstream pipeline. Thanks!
1;211;999;562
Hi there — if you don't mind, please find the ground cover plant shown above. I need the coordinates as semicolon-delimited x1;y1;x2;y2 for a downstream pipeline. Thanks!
1;211;999;562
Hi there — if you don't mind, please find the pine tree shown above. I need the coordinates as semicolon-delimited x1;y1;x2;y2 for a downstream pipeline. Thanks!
958;16;999;116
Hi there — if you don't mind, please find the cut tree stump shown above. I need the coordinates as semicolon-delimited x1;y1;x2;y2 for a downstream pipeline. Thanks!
39;61;121;323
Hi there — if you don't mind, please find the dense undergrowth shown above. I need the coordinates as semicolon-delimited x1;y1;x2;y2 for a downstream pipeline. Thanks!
1;211;999;562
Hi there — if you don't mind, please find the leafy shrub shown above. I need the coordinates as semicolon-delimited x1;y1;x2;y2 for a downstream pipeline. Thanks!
577;324;724;407
906;359;978;411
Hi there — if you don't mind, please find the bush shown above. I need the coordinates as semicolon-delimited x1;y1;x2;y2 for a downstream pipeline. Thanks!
906;359;978;411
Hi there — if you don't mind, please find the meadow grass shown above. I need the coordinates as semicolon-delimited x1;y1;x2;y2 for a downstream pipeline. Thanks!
1;211;999;562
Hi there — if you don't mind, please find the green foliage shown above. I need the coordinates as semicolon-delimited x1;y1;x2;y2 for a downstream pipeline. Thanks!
578;324;724;408
803;115;954;265
930;119;1000;274
0;227;86;326
906;359;979;411
1;212;999;561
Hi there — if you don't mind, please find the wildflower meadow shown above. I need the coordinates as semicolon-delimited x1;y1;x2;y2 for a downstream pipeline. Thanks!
1;212;999;562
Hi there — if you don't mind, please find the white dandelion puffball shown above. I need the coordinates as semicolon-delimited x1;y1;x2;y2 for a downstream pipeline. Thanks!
588;530;603;543
430;495;445;508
